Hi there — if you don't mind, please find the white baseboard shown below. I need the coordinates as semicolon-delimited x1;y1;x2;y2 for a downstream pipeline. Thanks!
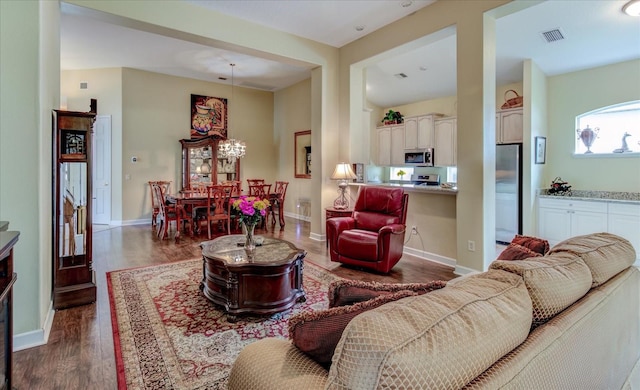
113;219;150;226
402;246;456;268
309;232;325;242
14;302;55;351
284;211;310;222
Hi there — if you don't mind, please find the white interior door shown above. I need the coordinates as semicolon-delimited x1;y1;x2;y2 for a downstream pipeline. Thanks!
92;115;112;225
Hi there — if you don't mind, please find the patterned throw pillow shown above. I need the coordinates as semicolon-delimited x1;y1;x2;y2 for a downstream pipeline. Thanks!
511;234;550;254
328;279;447;308
288;290;417;367
497;243;543;261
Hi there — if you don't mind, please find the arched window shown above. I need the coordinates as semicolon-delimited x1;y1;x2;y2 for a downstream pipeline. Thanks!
575;101;640;155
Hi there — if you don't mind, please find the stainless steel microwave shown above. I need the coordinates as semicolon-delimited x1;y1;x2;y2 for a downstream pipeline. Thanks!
404;149;434;166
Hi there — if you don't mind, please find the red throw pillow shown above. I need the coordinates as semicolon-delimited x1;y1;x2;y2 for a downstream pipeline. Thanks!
328;279;447;308
288;290;417;367
511;234;550;255
498;243;543;261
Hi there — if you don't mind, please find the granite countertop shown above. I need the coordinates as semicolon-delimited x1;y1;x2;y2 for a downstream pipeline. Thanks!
538;189;640;203
349;182;457;195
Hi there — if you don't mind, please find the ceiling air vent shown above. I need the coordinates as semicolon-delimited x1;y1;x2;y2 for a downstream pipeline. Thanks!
541;28;565;43
394;73;408;79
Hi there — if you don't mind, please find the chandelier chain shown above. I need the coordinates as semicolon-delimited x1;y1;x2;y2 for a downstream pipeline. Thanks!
218;63;246;163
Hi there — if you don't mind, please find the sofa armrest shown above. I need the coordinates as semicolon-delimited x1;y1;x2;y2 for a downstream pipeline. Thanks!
229;338;327;390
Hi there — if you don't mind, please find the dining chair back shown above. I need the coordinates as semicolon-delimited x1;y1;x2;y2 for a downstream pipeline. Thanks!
246;179;265;188
148;181;171;227
247;184;272;228
221;180;242;196
152;182;179;240
269;181;289;230
202;185;233;239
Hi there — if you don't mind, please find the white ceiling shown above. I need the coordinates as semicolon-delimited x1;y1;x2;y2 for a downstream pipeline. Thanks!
61;0;640;108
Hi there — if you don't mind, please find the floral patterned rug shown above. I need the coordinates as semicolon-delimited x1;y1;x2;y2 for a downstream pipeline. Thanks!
107;258;340;390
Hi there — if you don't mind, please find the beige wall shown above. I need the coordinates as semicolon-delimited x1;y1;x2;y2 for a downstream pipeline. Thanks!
61;68;124;221
274;79;312;220
547;59;640;193
0;0;59;336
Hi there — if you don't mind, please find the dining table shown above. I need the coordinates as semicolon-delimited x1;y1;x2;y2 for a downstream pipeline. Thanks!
166;188;280;238
165;191;209;238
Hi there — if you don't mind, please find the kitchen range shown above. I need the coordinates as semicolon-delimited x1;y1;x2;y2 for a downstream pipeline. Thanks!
411;174;440;186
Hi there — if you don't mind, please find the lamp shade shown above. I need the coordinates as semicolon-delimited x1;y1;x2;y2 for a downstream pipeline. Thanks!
331;163;357;181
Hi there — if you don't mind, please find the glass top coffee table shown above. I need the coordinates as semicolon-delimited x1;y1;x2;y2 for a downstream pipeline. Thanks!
200;234;306;322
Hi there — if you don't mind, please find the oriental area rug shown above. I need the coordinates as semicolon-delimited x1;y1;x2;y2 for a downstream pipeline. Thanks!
107;258;341;390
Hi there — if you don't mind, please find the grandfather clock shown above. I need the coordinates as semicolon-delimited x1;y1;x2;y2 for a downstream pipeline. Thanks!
52;110;96;309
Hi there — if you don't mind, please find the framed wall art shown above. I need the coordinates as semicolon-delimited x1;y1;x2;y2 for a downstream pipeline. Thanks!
190;94;227;139
535;136;546;164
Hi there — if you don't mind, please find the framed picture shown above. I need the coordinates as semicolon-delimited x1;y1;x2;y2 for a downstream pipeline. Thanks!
535;136;546;164
190;94;227;139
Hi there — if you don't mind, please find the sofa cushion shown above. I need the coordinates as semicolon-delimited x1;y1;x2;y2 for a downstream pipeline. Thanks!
497;243;543;261
326;270;532;389
328;279;447;307
288;290;417;367
549;232;636;287
490;254;592;327
511;234;550;254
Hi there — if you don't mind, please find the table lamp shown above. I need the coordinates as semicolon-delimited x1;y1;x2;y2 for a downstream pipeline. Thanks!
331;163;357;209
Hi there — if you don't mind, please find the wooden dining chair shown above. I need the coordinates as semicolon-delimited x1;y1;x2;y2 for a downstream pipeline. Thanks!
269;181;289;230
248;184;272;228
246;179;265;188
148;180;171;227
196;185;233;239
153;182;180;240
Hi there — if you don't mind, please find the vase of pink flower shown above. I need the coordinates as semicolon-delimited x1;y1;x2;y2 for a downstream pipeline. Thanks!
232;195;270;251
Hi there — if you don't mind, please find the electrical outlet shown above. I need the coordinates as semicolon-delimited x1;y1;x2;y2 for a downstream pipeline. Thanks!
411;226;418;235
467;240;476;252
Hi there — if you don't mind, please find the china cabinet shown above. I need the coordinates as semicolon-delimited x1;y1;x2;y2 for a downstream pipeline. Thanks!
496;108;523;144
434;117;457;166
52;110;96;309
180;137;240;190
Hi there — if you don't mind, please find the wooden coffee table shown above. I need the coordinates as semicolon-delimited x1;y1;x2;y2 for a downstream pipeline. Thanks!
200;235;306;322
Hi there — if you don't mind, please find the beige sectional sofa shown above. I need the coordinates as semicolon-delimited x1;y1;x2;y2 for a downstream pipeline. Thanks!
228;233;640;389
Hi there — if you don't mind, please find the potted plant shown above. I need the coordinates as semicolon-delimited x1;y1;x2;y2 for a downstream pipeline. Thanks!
397;169;406;181
381;109;404;125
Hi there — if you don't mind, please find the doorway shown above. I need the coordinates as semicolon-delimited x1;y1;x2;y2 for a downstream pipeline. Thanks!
92;115;112;225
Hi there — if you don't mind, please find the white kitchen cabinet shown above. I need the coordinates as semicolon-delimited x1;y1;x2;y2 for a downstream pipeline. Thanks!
404;114;441;149
608;203;640;258
496;108;523;144
538;197;609;247
377;125;404;166
391;125;405;165
377;127;391;166
434;117;457;166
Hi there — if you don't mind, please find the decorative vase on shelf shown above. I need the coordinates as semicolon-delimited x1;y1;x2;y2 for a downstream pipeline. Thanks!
243;222;256;252
576;125;599;154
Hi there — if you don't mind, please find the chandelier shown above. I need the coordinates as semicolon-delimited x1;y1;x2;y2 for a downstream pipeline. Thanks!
218;63;246;163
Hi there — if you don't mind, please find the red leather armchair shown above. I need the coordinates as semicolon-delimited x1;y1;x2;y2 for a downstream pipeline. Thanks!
326;186;409;274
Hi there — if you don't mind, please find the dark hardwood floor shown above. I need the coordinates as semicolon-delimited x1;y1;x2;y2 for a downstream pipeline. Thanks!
13;218;457;389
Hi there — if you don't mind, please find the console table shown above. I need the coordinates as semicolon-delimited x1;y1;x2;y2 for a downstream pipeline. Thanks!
200;235;306;322
0;227;18;389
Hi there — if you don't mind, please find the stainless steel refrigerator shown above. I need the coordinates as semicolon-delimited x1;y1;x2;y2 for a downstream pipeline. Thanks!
496;144;522;244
